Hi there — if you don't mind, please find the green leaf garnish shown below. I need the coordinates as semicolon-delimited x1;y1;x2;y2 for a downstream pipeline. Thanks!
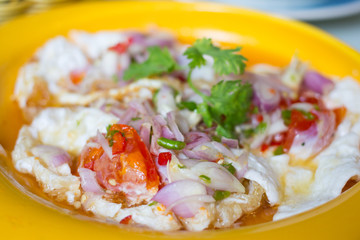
199;175;211;184
131;117;142;121
255;122;267;134
177;101;197;111
242;128;255;138
184;38;247;76
213;190;231;201
298;110;315;120
178;164;186;169
281;110;292;126
148;201;158;206
273;145;284;156
221;162;236;175
183;38;252;138
123;46;178;81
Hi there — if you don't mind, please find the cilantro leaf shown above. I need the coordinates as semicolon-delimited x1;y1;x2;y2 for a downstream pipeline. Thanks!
184;38;247;76
199;80;253;138
123;46;178;81
183;38;252;138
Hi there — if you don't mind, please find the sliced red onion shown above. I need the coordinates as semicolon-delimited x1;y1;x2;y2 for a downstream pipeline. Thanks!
116;106;137;125
182;149;219;162
165;194;215;216
0;144;7;158
162;126;175;139
152;180;208;218
234;151;249;179
289;102;314;112
144;100;156;116
153;114;167;126
78;168;104;195
96;131;113;159
211;141;236;159
129;101;148;115
31;145;71;167
303;71;335;95
191;161;245;193
186;131;210;141
221;137;239;149
253;80;281;112
131;118;145;131
150;136;160;155
108;107;123;117
86;142;101;149
289;110;335;159
167;111;184;141
151;118;162;138
185;137;211;150
140;123;151;149
185;131;211;150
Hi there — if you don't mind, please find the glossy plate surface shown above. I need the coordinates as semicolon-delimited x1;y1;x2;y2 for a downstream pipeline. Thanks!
0;1;360;239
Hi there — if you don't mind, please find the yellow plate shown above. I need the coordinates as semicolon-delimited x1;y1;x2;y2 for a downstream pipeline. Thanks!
0;1;360;239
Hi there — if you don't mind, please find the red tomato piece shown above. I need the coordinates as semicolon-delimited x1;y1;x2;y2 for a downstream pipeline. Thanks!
120;215;132;224
79;124;159;203
70;70;85;85
283;109;317;152
158;152;172;166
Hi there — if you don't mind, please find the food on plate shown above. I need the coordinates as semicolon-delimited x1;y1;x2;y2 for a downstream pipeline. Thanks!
9;30;360;231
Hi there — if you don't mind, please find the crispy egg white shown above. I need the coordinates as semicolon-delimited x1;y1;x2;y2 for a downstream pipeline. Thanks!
12;107;118;206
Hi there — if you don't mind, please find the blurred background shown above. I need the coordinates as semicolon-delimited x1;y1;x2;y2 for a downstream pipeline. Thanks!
0;0;359;50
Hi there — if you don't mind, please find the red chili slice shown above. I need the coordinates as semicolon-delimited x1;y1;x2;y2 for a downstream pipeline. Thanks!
158;152;172;166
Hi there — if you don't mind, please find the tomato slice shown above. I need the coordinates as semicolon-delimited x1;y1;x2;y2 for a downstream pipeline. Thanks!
79;124;159;203
283;109;317;152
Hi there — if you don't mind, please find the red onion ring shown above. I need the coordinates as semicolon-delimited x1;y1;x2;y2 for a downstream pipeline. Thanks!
96;131;113;160
152;179;209;218
221;137;239;149
78;168;104;194
167;111;184;141
303;71;335;95
253;80;281;112
31;145;71;167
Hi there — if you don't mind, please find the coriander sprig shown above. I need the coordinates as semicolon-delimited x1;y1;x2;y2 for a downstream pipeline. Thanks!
183;38;252;138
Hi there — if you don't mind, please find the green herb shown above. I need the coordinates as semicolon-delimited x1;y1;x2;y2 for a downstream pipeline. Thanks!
131;117;142;121
105;125;120;147
273;145;284;156
199;175;211;184
221;162;236;175
152;89;160;104
255;122;267;134
123;46;178;81
252;106;259;114
183;38;252;138
213;190;231;201
157;137;186;150
281;110;292;126
184;38;247;76
313;104;320;111
177;101;197;111
76;120;81;127
211;135;221;142
298;110;315;120
178;164;186;169
301;142;305;146
148;201;158;206
242;128;255;138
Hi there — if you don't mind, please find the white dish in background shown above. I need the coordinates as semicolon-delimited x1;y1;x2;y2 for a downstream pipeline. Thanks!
210;0;360;21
